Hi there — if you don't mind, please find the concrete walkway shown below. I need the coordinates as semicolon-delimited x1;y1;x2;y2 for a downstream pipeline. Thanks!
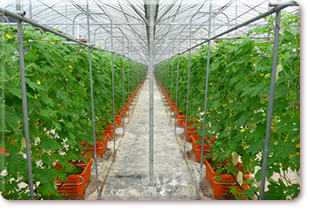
99;75;197;200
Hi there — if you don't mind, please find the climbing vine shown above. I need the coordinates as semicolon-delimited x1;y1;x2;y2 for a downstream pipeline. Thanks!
158;12;300;200
0;24;145;199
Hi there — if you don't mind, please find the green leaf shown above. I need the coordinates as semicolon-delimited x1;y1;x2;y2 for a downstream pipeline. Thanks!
6;147;25;179
41;136;62;151
246;140;264;155
40;108;55;117
240;85;257;97
56;87;67;101
288;94;300;108
236;114;248;127
250;85;265;98
5;108;22;130
27;80;45;92
6;82;22;99
274;87;290;99
43;95;55;107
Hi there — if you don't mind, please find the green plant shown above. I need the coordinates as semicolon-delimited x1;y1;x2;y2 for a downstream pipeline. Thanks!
157;12;300;200
0;24;146;199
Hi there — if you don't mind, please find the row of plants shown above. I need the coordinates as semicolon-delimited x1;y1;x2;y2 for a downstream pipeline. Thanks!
0;24;146;199
155;12;300;200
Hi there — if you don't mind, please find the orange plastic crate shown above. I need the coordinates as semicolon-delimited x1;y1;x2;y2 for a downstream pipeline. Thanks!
185;123;199;140
190;134;212;162
104;124;114;138
55;157;92;197
115;114;122;126
204;159;250;198
82;134;108;158
177;115;186;127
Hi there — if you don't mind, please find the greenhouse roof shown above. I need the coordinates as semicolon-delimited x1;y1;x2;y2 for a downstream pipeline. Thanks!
0;0;299;64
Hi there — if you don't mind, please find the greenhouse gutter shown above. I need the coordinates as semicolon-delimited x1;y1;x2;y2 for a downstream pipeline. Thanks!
0;7;140;62
159;0;298;63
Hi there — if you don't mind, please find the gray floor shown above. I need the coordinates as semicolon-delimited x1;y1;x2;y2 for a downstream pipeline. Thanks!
99;76;198;200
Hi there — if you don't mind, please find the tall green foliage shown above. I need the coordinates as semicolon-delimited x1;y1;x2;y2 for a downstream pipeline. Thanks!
0;24;145;199
157;12;300;200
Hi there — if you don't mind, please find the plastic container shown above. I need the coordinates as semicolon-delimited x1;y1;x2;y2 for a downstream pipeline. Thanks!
204;159;250;198
55;157;92;197
190;134;213;162
177;115;186;127
104;124;114;138
182;121;200;140
82;134;109;158
115;114;122;126
186;125;198;140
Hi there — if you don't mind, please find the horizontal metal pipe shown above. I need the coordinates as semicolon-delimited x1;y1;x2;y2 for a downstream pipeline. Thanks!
157;23;266;27
269;1;298;6
0;22;146;26
157;36;241;42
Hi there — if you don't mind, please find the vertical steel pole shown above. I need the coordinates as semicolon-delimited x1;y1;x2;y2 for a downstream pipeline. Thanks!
158;63;160;90
110;21;116;156
162;62;165;95
141;55;143;84
86;0;100;198
16;9;35;200
133;54;135;95
174;54;180;132
148;2;155;186
122;36;125;134
197;0;212;200
112;52;115;153
259;8;281;200
133;56;135;97
166;57;169;92
132;55;134;103
168;58;170;98
122;56;125;133
127;42;130;119
169;58;174;122
183;19;192;157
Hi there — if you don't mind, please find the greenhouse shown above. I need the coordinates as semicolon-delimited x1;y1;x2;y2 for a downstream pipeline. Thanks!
0;0;300;201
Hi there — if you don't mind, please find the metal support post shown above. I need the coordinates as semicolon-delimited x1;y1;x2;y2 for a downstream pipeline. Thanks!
166;57;169;93
259;8;282;200
110;20;116;156
169;57;174;123
132;56;134;102
197;0;212;200
86;0;100;198
148;2;155;186
16;10;35;200
183;18;192;157
112;52;116;155
174;54;180;133
127;42;130;119
122;36;125;134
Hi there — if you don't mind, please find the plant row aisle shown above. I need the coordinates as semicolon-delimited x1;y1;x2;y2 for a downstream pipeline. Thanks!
155;12;300;200
0;24;146;199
